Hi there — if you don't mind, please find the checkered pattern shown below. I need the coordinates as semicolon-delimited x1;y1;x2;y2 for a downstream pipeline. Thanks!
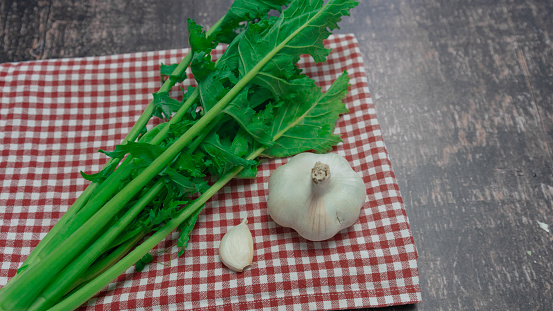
0;34;421;310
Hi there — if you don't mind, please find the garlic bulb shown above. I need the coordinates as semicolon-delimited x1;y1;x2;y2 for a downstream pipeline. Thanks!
218;217;254;272
267;152;366;241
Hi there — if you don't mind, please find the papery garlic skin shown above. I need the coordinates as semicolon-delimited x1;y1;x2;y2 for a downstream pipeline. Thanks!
219;218;254;272
267;152;366;241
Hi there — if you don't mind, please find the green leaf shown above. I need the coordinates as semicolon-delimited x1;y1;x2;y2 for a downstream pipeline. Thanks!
162;167;209;196
211;0;292;44
159;63;187;84
187;19;217;52
173;149;208;178
164;168;198;194
247;85;273;109
263;71;350;157
135;252;153;272
100;142;165;164
210;30;247;81
201;133;257;177
80;161;118;183
191;0;358;165
16;265;28;274
79;171;103;182
237;0;359;76
222;87;274;147
190;50;216;82
229;128;258;178
252;71;316;101
177;205;204;256
190;50;231;113
152;92;183;120
160;63;178;77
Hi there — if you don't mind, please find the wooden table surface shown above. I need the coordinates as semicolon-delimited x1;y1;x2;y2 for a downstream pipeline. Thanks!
2;1;552;310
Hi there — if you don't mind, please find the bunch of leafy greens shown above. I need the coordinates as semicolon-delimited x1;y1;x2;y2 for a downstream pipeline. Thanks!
0;0;358;310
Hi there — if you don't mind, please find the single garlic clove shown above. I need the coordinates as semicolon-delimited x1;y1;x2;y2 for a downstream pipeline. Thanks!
218;217;254;272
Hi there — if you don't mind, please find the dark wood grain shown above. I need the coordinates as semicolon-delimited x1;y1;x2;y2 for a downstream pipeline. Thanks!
2;0;553;310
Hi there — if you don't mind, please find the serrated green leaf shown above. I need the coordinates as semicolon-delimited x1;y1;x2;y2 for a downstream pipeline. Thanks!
237;0;359;77
191;0;357;164
100;142;165;164
211;0;292;44
160;63;179;77
159;63;187;84
263;71;350;157
190;50;216;82
163;168;197;194
251;71;315;101
162;167;209;196
222;87;274;147
201;133;257;177
173;150;207;178
177;205;204;256
187;19;217;52
152;92;183;120
191;52;230;113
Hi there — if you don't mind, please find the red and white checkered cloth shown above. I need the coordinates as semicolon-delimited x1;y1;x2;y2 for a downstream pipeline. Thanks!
0;34;421;310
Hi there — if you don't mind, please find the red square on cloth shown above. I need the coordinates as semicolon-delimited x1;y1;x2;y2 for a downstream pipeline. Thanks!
0;34;421;310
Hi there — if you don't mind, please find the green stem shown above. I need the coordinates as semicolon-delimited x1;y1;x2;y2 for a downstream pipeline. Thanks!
109;227;144;249
0;62;195;311
33;158;134;266
33;85;199;257
1;5;314;309
18;56;199;275
50;110;298;311
48;148;265;311
1;38;208;311
28;181;165;311
14;49;194;275
30;125;285;311
187;114;225;152
70;232;145;294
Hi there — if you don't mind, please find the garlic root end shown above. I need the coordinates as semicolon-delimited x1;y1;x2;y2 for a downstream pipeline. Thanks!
311;161;330;184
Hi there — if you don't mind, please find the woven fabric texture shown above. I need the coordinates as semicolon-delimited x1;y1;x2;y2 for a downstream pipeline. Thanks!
0;34;421;310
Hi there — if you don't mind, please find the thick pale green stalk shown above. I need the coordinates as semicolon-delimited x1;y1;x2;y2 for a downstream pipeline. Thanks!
47;155;257;311
47;117;302;310
16;15;218;275
17;58;199;276
73;232;146;290
26;90;201;310
25;51;186;257
16;51;193;274
1;17;218;305
29;181;165;311
0;57;197;311
16;183;99;270
16;13;223;276
1;5;325;309
0;183;100;292
30;158;135;266
12;48;278;308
